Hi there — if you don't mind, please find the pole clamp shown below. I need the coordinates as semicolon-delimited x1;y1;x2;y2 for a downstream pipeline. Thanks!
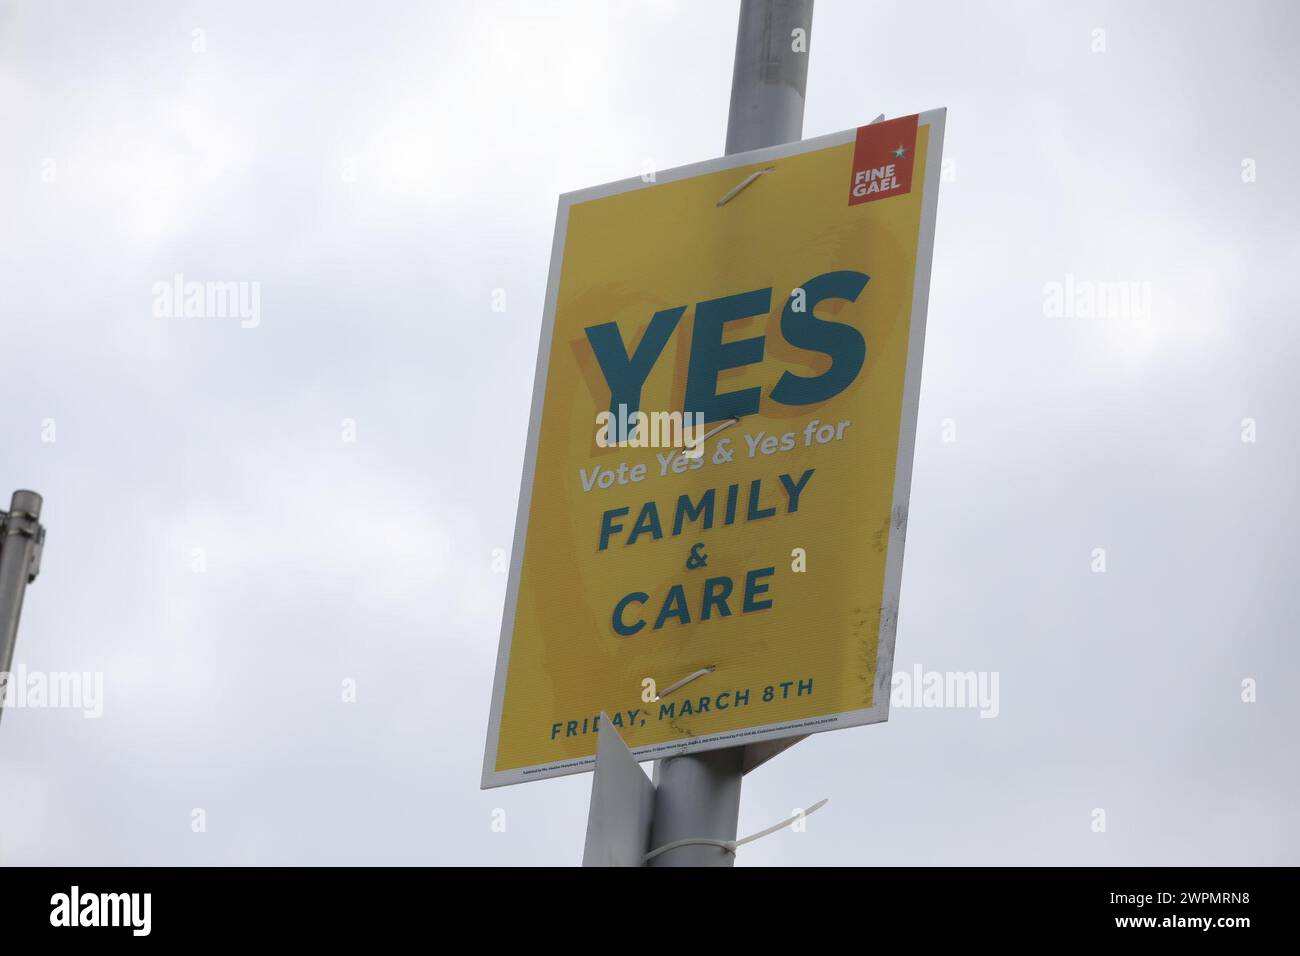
0;509;45;583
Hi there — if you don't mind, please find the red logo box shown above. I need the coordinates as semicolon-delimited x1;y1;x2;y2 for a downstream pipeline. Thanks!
848;113;919;206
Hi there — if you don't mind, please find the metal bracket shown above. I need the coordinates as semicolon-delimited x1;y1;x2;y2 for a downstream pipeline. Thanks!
0;508;45;583
28;526;44;583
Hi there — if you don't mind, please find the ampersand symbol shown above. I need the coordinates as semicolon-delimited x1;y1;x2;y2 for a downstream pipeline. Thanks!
712;438;734;465
685;542;708;570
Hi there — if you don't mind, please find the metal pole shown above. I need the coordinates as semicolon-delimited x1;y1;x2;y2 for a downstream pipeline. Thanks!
0;490;45;726
724;0;814;155
648;0;813;867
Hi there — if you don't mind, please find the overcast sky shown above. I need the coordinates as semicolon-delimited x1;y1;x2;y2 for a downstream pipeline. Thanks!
1;0;1296;865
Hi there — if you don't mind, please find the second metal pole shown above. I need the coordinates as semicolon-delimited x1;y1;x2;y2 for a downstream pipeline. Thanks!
0;490;45;727
648;0;813;867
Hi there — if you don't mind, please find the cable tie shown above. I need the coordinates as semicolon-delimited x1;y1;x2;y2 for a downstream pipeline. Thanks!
643;799;829;863
716;167;775;206
654;666;716;702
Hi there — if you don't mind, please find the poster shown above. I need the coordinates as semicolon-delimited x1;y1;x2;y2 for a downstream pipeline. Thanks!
483;110;946;788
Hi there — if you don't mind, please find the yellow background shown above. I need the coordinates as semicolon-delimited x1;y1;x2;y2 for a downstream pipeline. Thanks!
495;126;930;773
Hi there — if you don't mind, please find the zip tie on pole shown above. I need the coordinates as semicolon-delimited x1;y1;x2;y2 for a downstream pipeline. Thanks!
716;167;775;206
654;665;716;702
733;798;829;849
643;799;829;863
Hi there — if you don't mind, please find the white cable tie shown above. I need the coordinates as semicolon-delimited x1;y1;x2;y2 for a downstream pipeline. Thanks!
644;837;731;862
734;798;829;849
716;166;775;206
664;416;737;468
697;417;739;444
643;799;829;863
654;666;716;702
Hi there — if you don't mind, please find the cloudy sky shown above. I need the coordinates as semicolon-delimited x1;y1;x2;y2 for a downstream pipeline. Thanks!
1;0;1296;865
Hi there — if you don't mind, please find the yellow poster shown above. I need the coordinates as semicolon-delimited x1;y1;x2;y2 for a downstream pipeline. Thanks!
483;111;946;787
